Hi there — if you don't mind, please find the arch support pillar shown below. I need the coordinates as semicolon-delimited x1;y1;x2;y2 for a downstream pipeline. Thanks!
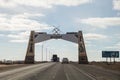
25;31;35;64
78;31;88;64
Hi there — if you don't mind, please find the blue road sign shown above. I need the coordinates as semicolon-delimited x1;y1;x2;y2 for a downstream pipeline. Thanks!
102;51;119;58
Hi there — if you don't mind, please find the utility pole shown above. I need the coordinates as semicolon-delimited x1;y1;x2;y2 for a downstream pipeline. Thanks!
42;45;43;62
49;51;50;61
46;48;47;61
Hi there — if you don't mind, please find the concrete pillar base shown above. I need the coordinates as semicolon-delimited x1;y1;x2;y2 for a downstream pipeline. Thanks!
79;56;88;64
25;56;34;64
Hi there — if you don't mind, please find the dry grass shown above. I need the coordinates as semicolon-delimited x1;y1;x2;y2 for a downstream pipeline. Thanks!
90;62;120;72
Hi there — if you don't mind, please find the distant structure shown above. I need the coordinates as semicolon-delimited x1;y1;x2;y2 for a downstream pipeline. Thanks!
25;27;88;64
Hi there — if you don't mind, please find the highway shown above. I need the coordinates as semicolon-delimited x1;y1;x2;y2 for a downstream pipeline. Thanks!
0;63;119;80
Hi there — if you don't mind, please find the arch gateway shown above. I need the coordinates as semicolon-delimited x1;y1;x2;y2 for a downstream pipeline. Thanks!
25;29;88;64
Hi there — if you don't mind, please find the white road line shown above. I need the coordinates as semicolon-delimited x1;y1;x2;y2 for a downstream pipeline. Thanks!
65;73;70;80
72;65;97;80
52;63;60;79
52;73;56;79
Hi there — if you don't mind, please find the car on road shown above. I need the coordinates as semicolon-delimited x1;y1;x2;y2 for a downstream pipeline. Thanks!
62;58;69;64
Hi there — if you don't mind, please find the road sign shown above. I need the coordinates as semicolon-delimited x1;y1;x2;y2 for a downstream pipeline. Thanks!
102;51;119;58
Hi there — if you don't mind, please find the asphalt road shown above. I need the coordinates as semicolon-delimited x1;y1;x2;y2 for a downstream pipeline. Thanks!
72;63;120;80
0;63;119;80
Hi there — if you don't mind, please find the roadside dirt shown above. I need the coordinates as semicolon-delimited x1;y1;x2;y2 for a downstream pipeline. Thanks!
0;64;31;72
90;62;120;72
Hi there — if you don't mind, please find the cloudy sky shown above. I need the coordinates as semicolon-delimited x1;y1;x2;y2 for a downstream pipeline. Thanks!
0;0;120;62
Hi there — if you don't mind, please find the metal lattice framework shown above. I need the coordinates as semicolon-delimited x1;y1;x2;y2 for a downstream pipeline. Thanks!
25;29;88;64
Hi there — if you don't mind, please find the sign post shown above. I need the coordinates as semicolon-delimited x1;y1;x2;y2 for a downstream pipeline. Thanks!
114;56;115;64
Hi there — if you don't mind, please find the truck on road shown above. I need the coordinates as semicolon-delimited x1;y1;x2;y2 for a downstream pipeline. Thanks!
52;54;59;62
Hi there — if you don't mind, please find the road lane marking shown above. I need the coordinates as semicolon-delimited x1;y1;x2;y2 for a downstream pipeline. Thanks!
52;63;61;80
65;73;70;80
52;73;56;79
72;65;97;80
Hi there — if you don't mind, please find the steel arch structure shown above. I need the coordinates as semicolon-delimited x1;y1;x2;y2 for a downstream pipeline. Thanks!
25;30;88;64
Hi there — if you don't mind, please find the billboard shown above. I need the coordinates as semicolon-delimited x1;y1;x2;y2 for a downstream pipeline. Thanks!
102;51;119;58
